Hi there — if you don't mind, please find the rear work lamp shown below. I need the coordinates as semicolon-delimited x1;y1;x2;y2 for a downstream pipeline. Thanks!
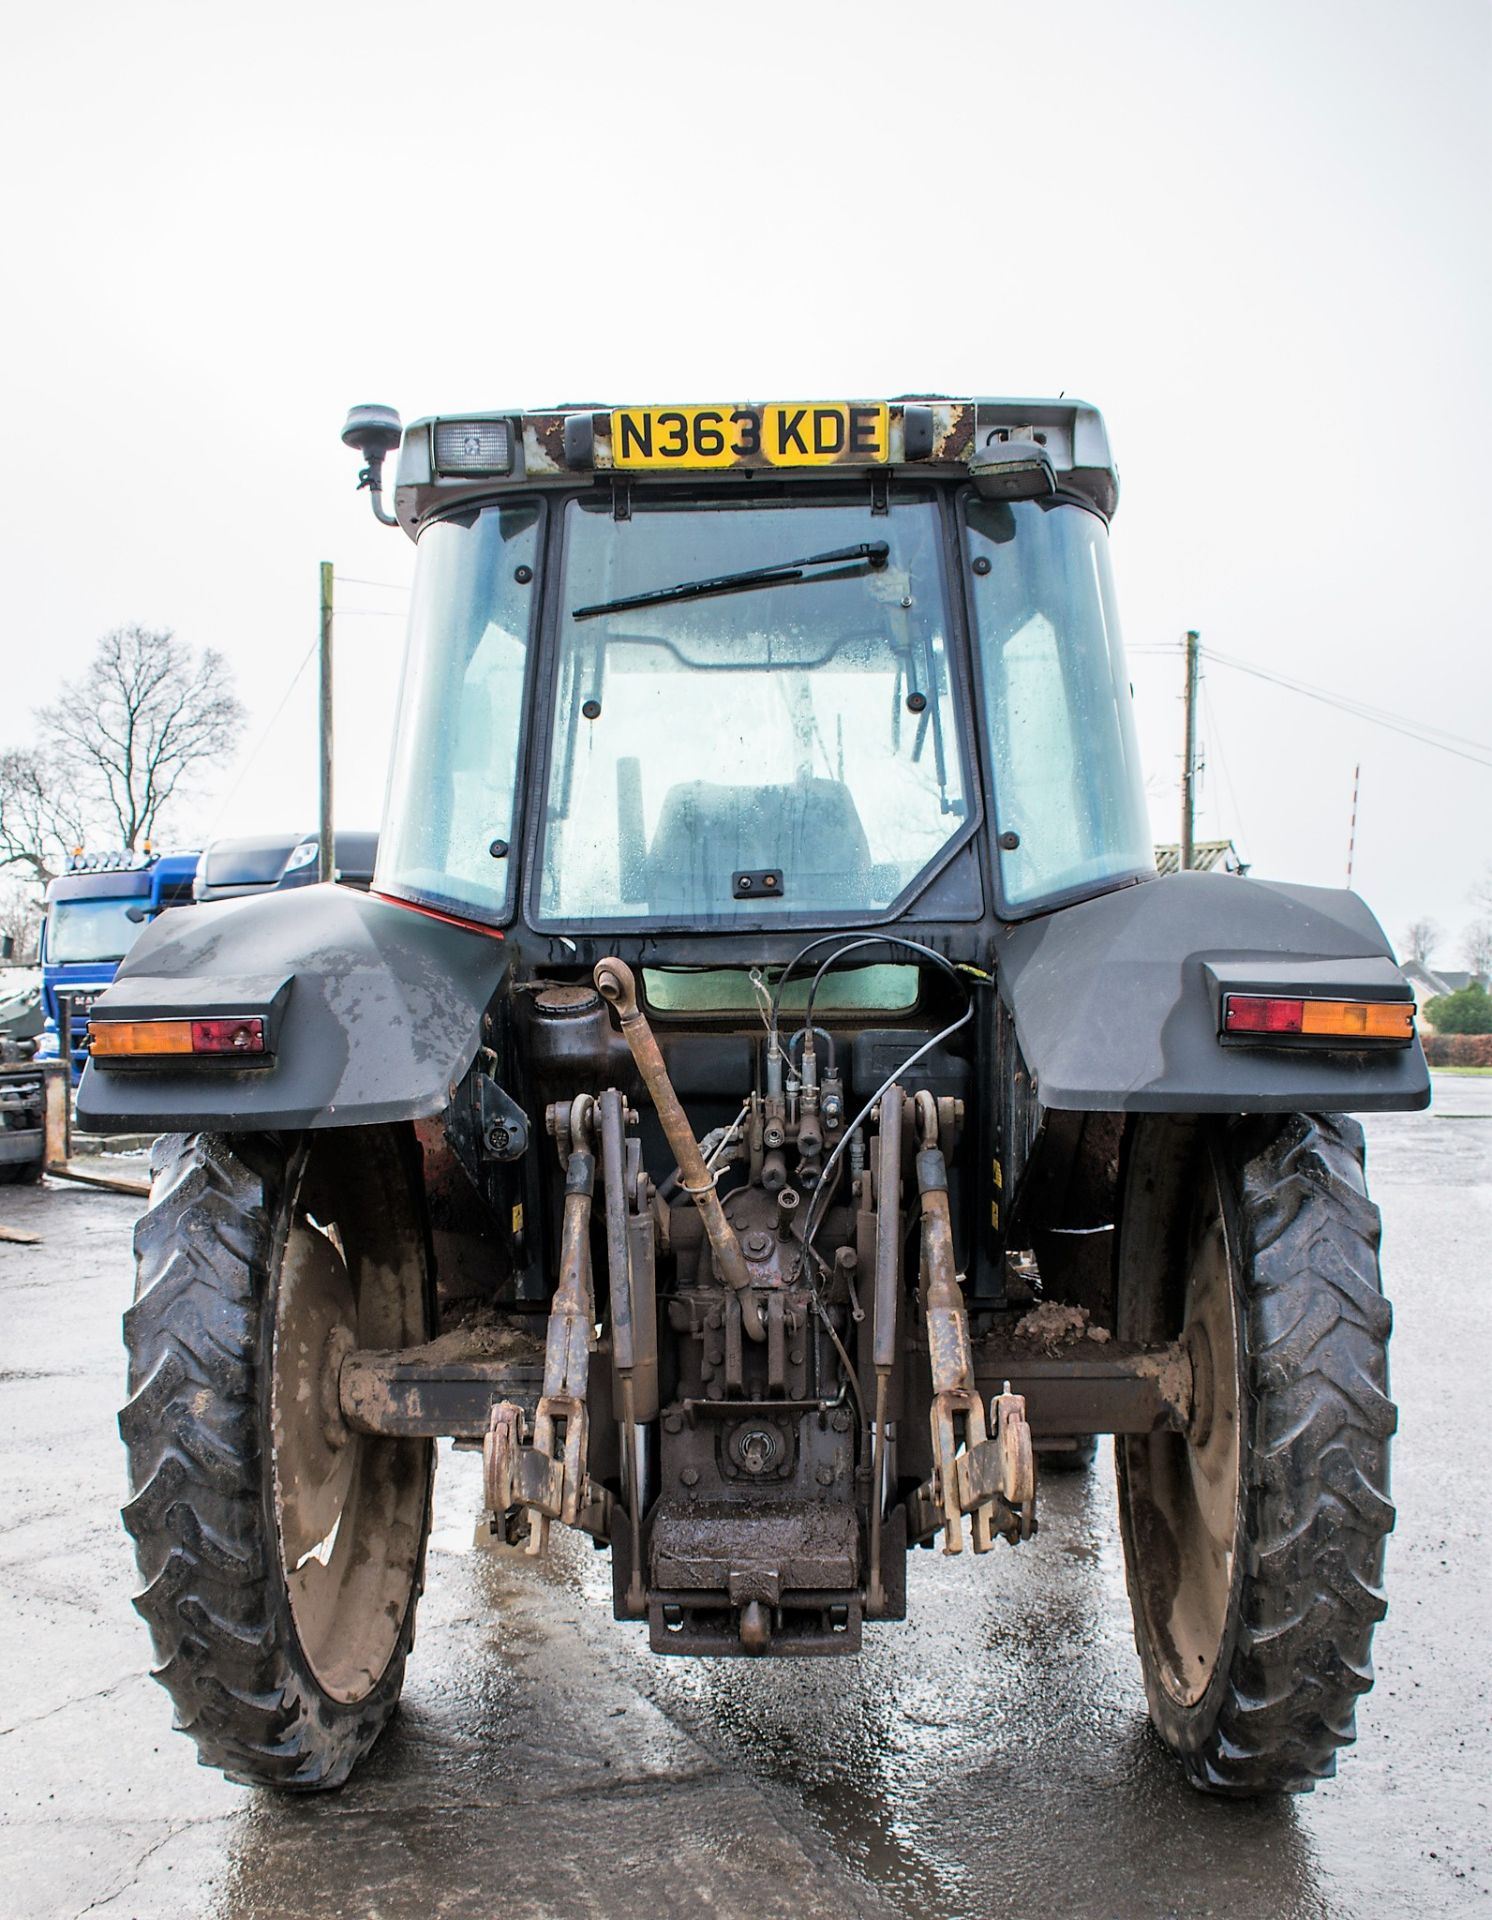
433;418;513;476
89;1016;267;1063
1221;994;1414;1044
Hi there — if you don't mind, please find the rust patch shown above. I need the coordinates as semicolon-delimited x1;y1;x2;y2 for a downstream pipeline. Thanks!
523;412;569;475
932;404;975;464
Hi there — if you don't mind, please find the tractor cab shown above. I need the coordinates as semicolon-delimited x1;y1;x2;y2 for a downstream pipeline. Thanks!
366;398;1153;936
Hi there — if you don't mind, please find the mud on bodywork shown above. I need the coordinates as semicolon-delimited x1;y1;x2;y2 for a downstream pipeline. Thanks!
75;886;510;1134
997;870;1429;1116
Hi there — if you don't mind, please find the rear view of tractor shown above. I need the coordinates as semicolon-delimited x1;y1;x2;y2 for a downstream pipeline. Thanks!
79;394;1426;1796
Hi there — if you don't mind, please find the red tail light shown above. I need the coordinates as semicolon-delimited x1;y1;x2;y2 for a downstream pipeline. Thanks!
1222;995;1414;1042
189;1017;265;1055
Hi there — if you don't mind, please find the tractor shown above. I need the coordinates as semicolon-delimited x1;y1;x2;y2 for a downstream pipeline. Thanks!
79;394;1427;1794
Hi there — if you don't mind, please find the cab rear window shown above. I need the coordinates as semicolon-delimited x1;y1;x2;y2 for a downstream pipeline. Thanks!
643;964;919;1015
539;494;969;927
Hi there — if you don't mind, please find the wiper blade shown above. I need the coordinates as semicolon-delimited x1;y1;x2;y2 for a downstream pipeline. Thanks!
571;541;889;621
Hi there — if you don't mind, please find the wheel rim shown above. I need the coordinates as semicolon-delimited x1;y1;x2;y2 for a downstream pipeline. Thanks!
1120;1148;1242;1709
269;1139;430;1704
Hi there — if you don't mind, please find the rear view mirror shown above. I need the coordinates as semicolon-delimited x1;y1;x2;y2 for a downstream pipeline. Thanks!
969;437;1056;501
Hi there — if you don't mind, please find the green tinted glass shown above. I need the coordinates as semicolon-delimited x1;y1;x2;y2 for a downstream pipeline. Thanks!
643;964;918;1014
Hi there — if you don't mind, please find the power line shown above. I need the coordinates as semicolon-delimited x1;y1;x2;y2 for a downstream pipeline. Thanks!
1204;643;1492;754
1204;649;1492;768
1200;674;1251;848
1130;638;1492;767
204;583;408;836
205;638;318;832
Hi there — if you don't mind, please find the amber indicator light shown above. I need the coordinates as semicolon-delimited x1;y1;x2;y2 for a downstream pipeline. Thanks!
89;1016;267;1060
1222;995;1414;1041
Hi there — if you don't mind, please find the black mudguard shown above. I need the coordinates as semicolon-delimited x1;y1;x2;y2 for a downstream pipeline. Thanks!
76;886;509;1133
997;871;1429;1113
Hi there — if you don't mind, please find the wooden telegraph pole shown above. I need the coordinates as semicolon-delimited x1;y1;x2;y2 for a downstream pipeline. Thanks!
318;561;334;884
1180;629;1200;870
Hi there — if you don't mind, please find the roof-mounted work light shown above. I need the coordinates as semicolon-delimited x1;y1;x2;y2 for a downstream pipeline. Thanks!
341;402;404;527
432;418;514;477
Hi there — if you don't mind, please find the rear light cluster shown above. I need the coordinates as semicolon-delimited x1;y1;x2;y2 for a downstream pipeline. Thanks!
89;1016;266;1061
1222;995;1413;1042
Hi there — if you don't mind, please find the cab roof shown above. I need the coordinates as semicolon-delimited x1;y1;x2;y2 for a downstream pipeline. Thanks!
47;850;199;902
390;395;1117;538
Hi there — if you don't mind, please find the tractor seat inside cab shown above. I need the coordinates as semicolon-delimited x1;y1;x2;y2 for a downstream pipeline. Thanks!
640;776;874;912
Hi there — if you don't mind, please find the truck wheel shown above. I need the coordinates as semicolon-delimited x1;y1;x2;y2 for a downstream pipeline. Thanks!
120;1127;434;1790
1115;1112;1394;1795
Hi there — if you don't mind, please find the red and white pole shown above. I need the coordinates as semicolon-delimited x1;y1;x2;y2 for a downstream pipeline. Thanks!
1346;762;1361;888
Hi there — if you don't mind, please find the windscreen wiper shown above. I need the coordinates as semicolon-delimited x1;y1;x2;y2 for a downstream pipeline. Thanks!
572;541;889;621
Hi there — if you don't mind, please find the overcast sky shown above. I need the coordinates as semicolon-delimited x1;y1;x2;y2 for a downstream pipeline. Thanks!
3;0;1488;964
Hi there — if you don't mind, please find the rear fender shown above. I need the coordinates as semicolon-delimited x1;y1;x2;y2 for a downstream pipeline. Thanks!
997;872;1430;1116
75;886;509;1133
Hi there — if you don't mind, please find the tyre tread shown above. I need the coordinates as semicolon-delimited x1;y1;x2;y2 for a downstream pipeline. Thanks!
1188;1112;1395;1794
119;1131;418;1790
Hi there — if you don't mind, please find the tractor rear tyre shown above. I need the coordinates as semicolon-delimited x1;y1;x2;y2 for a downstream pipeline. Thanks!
1115;1112;1394;1795
120;1126;434;1790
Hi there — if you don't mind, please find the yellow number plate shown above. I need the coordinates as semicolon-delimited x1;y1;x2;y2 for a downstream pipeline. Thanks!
610;402;889;470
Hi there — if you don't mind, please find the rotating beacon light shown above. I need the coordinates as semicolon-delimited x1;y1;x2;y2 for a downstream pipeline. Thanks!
341;402;403;527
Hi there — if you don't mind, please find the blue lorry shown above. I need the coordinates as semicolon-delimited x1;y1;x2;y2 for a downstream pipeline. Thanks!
38;850;201;1079
40;835;378;1081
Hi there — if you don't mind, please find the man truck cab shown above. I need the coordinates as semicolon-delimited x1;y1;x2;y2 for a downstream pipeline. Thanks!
39;849;199;1079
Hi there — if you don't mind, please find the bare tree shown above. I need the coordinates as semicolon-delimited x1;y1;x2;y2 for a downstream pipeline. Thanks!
0;876;44;962
1402;918;1440;967
1465;919;1492;983
38;627;244;852
0;748;89;883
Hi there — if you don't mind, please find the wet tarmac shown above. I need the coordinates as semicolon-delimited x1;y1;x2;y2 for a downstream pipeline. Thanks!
2;1081;1489;1918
